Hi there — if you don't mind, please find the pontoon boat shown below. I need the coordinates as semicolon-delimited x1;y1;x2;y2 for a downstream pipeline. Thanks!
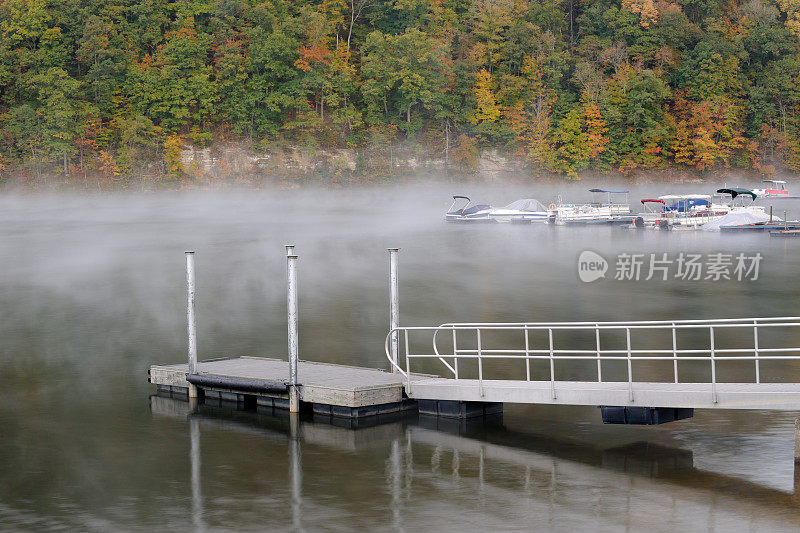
550;189;632;225
752;180;790;198
635;194;730;229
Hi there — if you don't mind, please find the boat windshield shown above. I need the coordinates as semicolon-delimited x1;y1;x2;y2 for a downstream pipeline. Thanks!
503;198;547;211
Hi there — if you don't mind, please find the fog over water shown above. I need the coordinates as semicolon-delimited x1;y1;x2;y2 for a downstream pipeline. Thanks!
2;181;800;530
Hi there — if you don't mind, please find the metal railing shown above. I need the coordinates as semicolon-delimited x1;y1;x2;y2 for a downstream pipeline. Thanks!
384;317;800;402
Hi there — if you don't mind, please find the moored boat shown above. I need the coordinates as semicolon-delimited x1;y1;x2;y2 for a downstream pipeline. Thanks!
487;198;550;224
752;180;792;198
635;194;729;229
550;189;633;225
444;195;493;223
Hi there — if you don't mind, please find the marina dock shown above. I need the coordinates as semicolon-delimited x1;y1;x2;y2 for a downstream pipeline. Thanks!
150;248;800;425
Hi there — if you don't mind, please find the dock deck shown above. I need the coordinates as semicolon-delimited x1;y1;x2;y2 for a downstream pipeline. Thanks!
150;356;429;416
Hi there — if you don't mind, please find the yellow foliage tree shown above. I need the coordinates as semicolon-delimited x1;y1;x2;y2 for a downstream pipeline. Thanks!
779;0;800;39
472;69;501;124
583;100;610;159
623;0;659;28
164;134;185;179
97;150;120;181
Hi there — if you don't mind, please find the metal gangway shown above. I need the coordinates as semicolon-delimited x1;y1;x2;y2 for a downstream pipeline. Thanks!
385;317;800;410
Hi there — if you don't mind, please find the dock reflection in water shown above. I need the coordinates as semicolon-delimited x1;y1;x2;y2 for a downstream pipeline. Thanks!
152;394;800;531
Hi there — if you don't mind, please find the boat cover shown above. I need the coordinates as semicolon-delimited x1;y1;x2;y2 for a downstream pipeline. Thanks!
716;188;757;200
666;198;711;212
702;210;778;231
503;198;547;212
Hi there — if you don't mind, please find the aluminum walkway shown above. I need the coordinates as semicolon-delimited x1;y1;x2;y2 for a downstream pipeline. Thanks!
405;379;800;410
386;316;800;410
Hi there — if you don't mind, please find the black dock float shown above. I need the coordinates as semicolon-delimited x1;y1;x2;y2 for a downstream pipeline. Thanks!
600;406;694;425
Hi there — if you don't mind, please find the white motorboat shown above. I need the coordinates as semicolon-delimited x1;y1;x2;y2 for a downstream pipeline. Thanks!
550;189;632;225
487;198;550;223
444;195;493;222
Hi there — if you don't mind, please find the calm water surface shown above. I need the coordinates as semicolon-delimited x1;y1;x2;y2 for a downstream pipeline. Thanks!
2;182;800;531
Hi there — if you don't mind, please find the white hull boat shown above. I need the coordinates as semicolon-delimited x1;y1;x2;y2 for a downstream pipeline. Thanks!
487;199;551;224
444;196;493;223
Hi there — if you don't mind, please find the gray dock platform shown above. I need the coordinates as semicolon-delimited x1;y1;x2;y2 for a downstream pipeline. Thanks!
150;356;428;417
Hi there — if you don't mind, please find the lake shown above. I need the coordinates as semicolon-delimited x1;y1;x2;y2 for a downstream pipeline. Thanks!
2;182;800;531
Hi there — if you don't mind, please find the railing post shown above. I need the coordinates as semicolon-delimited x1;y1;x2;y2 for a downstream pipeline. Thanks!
626;328;633;402
753;320;760;384
595;324;601;382
388;248;400;373
452;327;459;379
672;323;678;383
185;251;198;399
404;329;411;393
477;328;484;397
286;247;300;413
548;329;556;400
525;327;531;381
710;326;717;404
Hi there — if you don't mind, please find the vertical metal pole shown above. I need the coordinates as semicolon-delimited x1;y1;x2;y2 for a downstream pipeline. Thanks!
404;329;412;394
185;251;198;399
710;327;717;404
672;323;678;383
626;328;633;402
753;320;760;384
388;248;400;373
287;249;300;413
524;327;531;381
548;329;556;400
452;327;459;379
595;324;602;382
477;328;484;397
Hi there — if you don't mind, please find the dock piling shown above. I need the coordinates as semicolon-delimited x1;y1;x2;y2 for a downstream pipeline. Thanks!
185;251;198;398
287;247;300;412
388;248;400;373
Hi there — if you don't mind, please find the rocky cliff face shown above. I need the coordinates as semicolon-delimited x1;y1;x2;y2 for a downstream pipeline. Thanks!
179;142;528;184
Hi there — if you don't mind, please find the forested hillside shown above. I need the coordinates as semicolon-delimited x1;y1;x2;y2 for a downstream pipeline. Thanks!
1;0;800;183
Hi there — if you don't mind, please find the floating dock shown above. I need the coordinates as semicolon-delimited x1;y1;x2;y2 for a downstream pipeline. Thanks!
150;357;423;418
150;248;800;426
720;222;800;232
770;229;800;238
